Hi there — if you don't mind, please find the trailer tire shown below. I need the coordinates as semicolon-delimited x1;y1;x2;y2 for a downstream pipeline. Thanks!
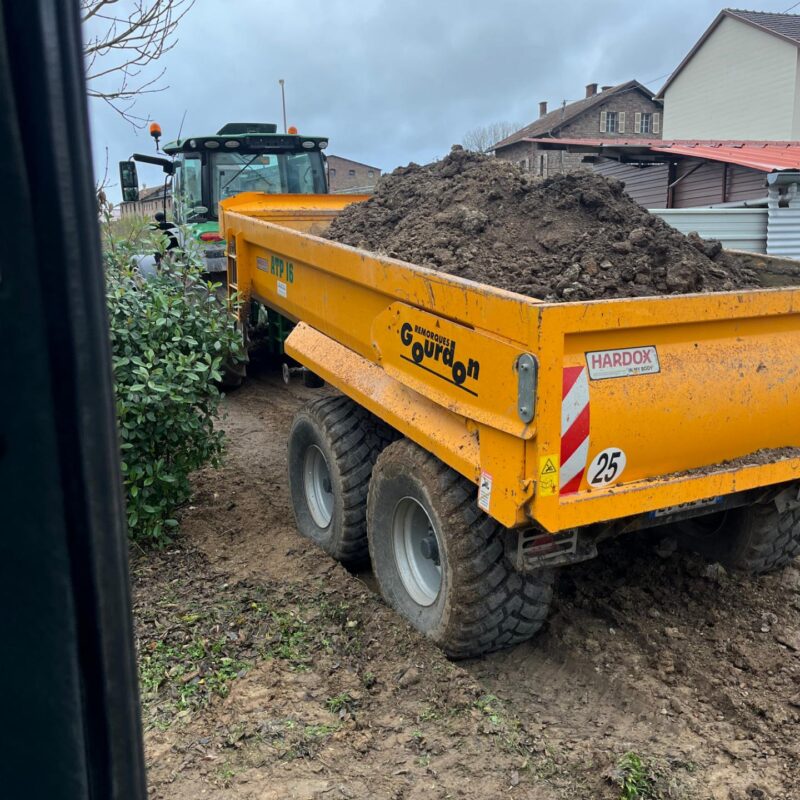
288;396;395;566
219;285;248;389
367;439;553;659
682;487;800;575
220;359;246;389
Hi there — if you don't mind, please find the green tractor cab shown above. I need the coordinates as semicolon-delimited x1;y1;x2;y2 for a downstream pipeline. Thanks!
120;122;330;274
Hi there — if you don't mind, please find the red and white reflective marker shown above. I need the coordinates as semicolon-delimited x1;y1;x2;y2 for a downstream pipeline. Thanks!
560;366;590;495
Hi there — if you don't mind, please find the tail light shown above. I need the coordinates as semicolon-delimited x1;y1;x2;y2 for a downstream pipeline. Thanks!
199;232;223;242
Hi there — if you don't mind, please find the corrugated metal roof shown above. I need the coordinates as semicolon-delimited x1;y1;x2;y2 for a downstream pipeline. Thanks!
523;138;800;172
652;142;800;172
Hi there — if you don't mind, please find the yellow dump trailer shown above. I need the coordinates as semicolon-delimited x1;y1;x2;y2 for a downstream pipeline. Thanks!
221;192;800;657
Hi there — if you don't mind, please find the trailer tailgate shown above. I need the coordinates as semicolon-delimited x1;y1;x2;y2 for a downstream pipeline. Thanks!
529;288;800;531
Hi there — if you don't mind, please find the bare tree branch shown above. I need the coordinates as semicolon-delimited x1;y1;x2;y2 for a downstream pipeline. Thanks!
462;121;524;154
95;146;115;218
82;0;195;127
82;0;118;23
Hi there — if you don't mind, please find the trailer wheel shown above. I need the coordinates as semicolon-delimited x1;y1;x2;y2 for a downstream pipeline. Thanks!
220;357;246;389
219;284;248;389
682;486;800;574
367;439;553;658
288;396;395;566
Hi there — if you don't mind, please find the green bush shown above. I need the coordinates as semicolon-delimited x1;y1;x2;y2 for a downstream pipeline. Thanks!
104;220;243;545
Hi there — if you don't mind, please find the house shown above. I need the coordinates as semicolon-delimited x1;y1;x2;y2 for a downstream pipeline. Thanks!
493;81;663;176
658;9;800;139
326;155;381;193
119;184;172;219
521;137;800;255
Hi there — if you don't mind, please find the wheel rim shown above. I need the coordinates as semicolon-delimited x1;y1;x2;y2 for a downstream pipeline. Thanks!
303;445;333;528
392;497;442;607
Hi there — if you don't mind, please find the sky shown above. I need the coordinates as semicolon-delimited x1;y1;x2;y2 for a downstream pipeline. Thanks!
87;0;798;202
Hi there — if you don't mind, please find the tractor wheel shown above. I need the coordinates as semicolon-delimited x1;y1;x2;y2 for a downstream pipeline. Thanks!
367;439;553;659
680;484;800;574
288;396;395;566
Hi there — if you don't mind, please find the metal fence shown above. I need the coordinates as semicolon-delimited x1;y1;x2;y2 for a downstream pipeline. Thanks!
649;207;768;253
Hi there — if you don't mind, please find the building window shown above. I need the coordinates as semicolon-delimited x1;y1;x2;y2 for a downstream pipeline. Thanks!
518;158;529;171
329;168;336;176
368;170;374;178
634;111;661;134
601;110;624;133
537;153;547;177
348;169;356;176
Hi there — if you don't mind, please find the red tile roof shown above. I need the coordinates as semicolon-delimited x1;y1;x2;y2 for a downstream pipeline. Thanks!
523;138;800;172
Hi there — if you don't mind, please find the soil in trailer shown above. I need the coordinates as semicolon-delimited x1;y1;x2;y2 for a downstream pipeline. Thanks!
325;147;770;302
134;363;800;800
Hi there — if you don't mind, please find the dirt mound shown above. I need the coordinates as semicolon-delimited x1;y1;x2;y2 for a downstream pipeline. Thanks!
326;147;762;301
471;531;800;800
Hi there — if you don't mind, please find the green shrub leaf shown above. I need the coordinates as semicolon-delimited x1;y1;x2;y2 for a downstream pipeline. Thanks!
104;219;244;546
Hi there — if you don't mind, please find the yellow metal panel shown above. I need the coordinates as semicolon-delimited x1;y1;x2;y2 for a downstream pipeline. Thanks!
284;323;479;475
285;323;530;528
221;192;370;214
530;291;800;530
476;425;533;526
371;303;534;438
549;459;800;530
221;211;543;348
220;192;370;236
571;317;800;480
224;201;800;533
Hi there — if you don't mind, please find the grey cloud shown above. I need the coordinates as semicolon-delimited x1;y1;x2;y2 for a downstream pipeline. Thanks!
89;0;791;202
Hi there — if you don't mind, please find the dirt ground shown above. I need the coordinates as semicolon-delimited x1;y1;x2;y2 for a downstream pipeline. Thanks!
325;148;763;301
133;361;800;800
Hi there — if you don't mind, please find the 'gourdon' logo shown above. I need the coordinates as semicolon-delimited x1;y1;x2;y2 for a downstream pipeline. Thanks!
399;322;480;396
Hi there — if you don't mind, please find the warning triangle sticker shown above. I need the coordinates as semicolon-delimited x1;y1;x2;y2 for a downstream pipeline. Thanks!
541;458;557;475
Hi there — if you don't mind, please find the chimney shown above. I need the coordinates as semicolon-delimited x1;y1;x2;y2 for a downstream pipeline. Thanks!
585;83;598;98
601;85;613;92
539;101;548;118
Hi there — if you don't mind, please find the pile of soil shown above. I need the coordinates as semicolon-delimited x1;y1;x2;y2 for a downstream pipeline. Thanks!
326;147;763;301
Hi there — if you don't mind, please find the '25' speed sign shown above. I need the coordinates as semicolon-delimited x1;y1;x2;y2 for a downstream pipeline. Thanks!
587;447;626;488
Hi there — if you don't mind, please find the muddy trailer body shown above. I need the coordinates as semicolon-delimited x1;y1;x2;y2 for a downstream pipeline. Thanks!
220;192;800;657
